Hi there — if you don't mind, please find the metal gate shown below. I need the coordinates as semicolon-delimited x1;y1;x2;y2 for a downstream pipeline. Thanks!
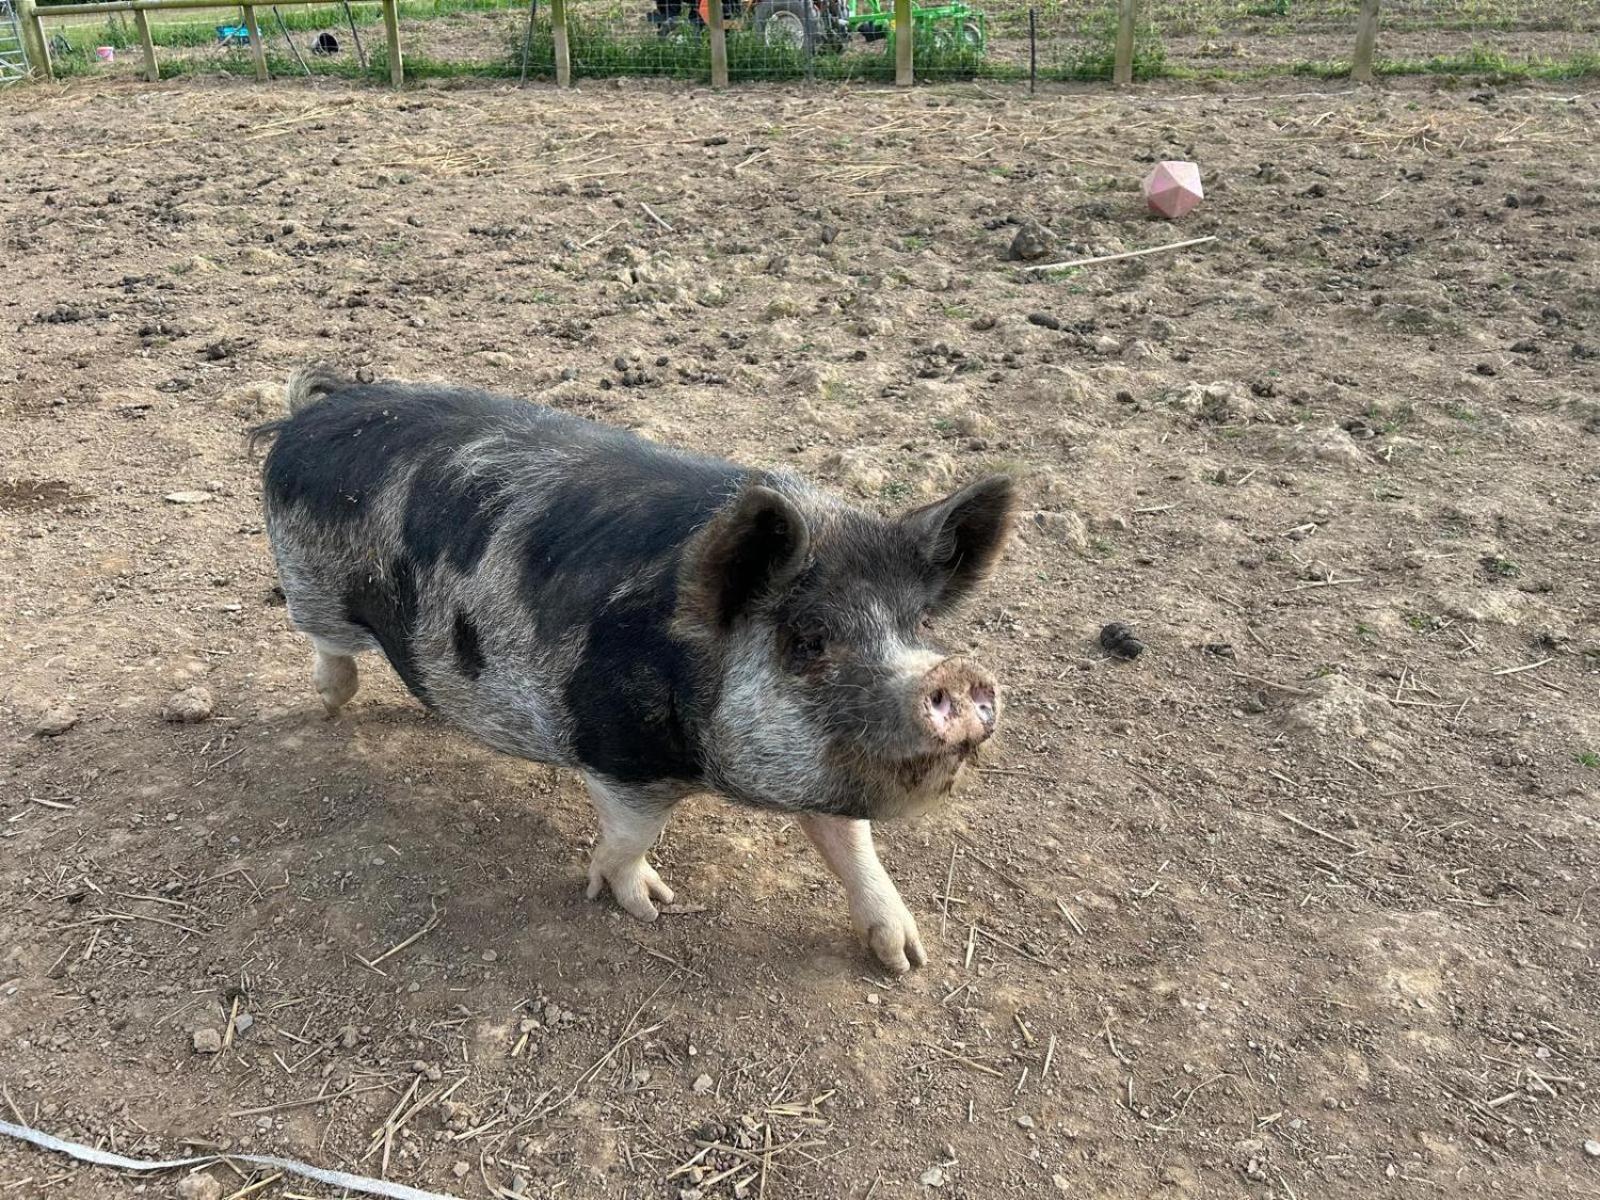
0;0;30;83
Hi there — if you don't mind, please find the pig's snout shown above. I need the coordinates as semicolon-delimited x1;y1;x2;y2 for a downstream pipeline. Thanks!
919;659;1000;752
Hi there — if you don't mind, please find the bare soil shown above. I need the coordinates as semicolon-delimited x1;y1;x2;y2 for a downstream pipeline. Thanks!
2;73;1598;1200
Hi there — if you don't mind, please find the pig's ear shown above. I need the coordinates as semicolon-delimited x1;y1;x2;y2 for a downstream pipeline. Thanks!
679;485;811;633
901;474;1016;612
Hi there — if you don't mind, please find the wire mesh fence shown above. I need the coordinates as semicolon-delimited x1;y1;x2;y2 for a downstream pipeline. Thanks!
23;0;1600;85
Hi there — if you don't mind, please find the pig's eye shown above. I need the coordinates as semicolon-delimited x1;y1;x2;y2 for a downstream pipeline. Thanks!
919;614;936;634
788;632;826;671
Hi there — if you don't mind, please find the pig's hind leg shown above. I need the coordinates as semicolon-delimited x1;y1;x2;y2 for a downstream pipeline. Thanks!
799;814;926;974
310;638;361;717
583;776;677;922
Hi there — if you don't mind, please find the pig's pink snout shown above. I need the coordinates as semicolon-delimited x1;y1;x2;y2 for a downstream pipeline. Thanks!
920;660;1000;750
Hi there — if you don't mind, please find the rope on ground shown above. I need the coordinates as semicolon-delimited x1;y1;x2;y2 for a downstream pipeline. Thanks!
0;1118;465;1200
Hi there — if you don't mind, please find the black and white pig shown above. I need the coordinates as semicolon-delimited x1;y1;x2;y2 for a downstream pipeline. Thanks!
254;368;1014;972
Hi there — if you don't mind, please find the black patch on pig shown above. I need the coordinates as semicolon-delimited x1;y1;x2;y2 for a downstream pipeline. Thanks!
515;453;744;639
567;587;703;784
452;611;485;679
344;557;428;704
507;440;743;783
402;451;510;574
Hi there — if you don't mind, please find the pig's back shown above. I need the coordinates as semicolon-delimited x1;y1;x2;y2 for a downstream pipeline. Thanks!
261;376;748;780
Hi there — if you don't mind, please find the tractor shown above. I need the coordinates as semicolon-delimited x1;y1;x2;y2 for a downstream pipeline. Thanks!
650;0;986;56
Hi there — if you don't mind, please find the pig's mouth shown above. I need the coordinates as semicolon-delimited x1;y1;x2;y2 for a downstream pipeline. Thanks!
877;740;988;814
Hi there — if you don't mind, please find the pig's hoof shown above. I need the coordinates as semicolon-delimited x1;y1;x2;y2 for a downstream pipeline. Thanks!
587;856;676;923
854;903;927;974
313;650;359;716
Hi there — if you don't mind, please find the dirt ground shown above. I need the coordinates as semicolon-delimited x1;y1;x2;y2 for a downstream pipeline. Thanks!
2;70;1598;1200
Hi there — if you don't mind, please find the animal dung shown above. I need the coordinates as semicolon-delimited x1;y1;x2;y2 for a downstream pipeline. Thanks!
1099;622;1145;659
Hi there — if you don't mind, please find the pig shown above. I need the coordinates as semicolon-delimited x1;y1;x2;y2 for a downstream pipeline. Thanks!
253;368;1014;972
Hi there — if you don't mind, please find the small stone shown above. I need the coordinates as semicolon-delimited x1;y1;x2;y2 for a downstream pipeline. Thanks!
952;410;994;438
1585;1139;1600;1158
163;687;214;724
233;1013;254;1034
919;1166;946;1188
192;1028;223;1054
1052;1176;1072;1193
481;949;498;963
177;1174;224;1200
1016;1114;1036;1129
452;1161;471;1179
692;1073;713;1094
1026;311;1061;330
35;705;78;737
164;491;213;505
510;1175;529;1197
1027;510;1090;556
337;1024;359;1048
866;992;881;1006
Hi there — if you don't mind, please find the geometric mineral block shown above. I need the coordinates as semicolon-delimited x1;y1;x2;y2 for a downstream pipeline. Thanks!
1142;160;1204;219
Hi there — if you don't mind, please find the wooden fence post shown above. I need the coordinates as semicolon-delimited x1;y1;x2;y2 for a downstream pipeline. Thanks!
707;0;727;88
242;4;269;79
134;8;159;80
381;0;403;84
1351;0;1379;83
1112;0;1135;86
893;0;910;86
15;0;53;82
549;0;569;86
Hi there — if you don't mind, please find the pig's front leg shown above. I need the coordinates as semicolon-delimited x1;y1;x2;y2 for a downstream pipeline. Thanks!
799;814;927;974
583;777;677;922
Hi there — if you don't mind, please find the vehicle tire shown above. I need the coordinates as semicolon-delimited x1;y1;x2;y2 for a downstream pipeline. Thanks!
753;0;813;52
931;19;982;51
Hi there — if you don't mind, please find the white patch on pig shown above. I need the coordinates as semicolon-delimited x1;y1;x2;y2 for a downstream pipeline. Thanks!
868;600;943;683
412;543;578;765
583;775;678;922
707;634;831;812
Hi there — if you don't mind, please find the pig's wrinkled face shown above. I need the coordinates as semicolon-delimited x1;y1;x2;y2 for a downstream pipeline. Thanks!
680;474;1016;819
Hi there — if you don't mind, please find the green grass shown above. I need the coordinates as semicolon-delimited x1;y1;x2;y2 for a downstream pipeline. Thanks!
1576;751;1600;770
42;0;518;54
1284;44;1600;81
33;0;1600;85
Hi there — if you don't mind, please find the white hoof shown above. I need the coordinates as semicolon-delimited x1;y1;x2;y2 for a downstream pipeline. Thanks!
852;895;927;974
587;854;676;922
